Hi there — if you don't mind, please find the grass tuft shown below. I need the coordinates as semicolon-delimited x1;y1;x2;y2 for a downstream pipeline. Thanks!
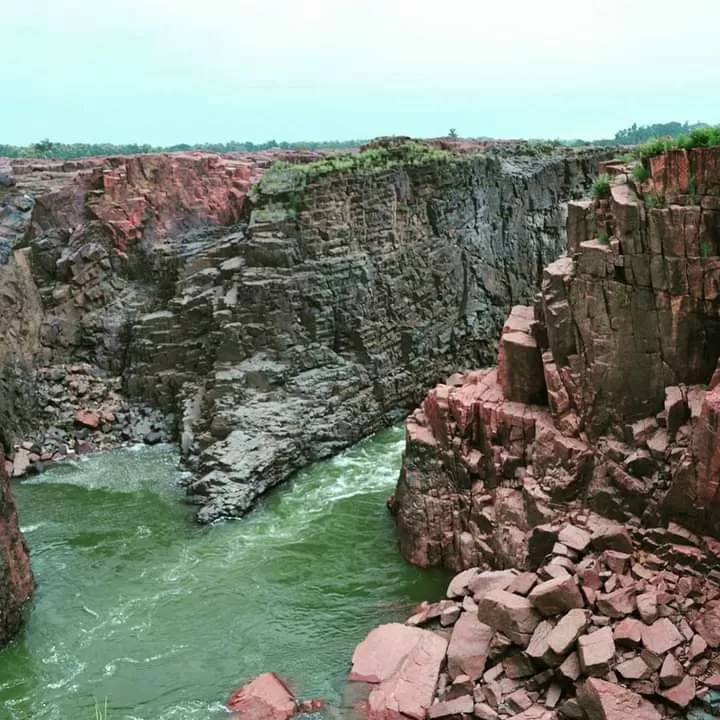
591;174;612;199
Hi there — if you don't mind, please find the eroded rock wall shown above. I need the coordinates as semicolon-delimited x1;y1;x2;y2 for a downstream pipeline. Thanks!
395;146;720;571
0;144;605;525
0;446;34;645
122;147;603;521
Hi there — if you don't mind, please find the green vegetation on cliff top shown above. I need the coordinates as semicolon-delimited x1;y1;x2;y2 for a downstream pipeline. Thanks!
0;121;714;161
632;125;720;161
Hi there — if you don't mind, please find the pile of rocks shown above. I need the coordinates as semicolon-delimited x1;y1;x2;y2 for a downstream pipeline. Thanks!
7;363;171;478
348;520;720;720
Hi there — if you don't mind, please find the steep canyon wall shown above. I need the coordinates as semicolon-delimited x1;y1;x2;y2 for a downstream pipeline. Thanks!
395;146;720;571
0;142;603;642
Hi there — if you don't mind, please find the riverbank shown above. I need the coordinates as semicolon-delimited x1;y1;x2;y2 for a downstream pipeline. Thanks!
0;429;448;720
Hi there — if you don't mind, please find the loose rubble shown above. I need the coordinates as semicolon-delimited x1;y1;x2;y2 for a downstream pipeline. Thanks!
6;363;171;478
348;520;720;720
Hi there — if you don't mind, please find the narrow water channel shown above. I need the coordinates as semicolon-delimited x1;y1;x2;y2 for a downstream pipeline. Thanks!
0;427;448;720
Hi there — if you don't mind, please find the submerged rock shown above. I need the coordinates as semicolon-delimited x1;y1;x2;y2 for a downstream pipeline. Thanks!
226;673;297;720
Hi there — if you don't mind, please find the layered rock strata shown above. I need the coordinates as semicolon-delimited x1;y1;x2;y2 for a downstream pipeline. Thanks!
350;518;720;720
122;144;603;521
395;146;720;571
2;147;605;518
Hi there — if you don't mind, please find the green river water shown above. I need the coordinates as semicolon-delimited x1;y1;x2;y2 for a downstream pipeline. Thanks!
0;427;448;720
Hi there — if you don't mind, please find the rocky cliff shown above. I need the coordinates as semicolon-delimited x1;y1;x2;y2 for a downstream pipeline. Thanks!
0;446;34;644
122;142;604;521
395;146;720;571
0;142;603;528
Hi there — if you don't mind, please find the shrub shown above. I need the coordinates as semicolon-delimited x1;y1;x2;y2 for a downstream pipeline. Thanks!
591;174;612;198
598;232;610;245
631;164;650;183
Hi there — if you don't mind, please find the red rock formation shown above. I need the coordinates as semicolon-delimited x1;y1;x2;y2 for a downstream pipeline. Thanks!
0;445;34;645
349;623;448;720
395;146;720;570
226;672;297;720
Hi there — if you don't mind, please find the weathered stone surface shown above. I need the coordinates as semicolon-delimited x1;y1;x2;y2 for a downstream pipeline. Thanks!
0;446;34;645
694;598;720;647
577;678;662;720
350;622;447;720
578;627;615;676
226;673;297;720
477;590;541;647
447;612;495;680
547;609;590;655
640;619;684;655
529;576;585;617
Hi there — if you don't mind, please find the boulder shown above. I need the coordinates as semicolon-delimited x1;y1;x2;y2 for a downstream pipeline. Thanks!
350;623;448;720
578;627;615;676
477;590;541;647
529;576;585;617
447;612;495;680
226;673;297;720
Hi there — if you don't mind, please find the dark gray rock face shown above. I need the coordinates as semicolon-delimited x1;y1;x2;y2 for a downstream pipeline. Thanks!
0;147;606;524
123;150;603;521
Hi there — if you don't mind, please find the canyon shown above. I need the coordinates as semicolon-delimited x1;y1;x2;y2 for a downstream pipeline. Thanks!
4;136;720;720
0;139;604;649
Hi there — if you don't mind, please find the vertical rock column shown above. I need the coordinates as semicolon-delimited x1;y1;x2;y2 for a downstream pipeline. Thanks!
0;445;34;646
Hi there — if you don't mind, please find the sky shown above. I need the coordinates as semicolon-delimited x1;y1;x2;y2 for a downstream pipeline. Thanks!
4;0;720;145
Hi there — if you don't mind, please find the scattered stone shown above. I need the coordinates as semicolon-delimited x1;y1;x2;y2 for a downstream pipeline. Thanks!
508;573;539;597
558;525;592;553
659;653;684;689
615;656;651;681
428;695;474;718
596;587;636;619
657;675;696;708
558;652;582;682
613;618;643;647
636;592;658;625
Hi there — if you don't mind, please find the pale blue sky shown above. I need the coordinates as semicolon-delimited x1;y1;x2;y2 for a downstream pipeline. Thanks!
4;0;719;144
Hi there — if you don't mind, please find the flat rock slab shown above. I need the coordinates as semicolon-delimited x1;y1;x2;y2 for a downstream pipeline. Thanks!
578;677;662;720
641;618;684;655
447;611;495;680
558;525;592;553
226;672;297;720
350;623;448;720
548;609;590;655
